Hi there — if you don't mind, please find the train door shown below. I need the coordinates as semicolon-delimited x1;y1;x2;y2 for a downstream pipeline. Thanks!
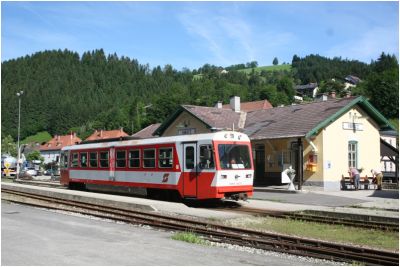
60;150;70;185
182;143;197;197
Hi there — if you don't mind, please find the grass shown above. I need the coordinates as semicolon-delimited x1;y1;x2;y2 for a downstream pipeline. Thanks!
224;217;398;251
22;131;52;144
171;231;209;245
237;64;292;74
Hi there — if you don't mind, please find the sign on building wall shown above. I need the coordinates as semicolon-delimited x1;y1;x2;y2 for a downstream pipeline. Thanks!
342;122;364;131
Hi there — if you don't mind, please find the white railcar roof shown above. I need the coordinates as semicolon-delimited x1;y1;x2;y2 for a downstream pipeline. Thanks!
62;131;250;151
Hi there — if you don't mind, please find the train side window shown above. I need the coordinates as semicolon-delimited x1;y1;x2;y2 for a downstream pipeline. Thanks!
159;148;173;168
71;153;78;167
116;150;126;168
99;151;109;168
185;146;195;169
80;152;88;168
143;148;155;168
89;152;98;168
199;145;214;169
129;149;140;168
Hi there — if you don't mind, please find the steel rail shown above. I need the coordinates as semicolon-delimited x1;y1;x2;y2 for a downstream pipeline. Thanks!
2;188;398;265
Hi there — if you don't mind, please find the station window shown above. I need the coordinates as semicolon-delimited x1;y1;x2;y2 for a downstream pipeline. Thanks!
80;152;88;168
199;145;215;169
71;152;78;167
129;149;140;168
348;141;358;168
159;148;173;168
143;148;156;168
99;151;109;168
89;152;98;168
116;150;126;168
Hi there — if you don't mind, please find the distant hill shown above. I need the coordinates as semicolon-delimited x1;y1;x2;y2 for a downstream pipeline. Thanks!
1;50;397;142
237;64;291;74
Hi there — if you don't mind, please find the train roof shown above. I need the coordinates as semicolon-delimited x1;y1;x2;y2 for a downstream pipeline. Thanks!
62;131;250;151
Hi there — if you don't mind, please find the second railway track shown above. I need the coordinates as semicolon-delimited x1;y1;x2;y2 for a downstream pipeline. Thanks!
2;187;398;265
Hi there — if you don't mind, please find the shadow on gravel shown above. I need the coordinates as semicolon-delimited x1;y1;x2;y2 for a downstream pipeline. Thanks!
368;190;399;199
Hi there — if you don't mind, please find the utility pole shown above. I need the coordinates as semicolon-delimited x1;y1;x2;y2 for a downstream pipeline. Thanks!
16;90;24;180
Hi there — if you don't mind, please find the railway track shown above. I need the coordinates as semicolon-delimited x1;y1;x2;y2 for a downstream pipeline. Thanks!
231;207;399;232
11;180;400;231
2;188;398;265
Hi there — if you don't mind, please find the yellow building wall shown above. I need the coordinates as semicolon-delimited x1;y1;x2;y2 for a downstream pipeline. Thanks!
321;107;381;189
162;111;211;137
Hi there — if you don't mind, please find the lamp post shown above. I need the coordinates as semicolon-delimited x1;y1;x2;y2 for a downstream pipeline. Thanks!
16;90;24;180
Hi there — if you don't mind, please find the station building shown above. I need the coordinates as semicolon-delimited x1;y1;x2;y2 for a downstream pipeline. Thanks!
150;96;397;191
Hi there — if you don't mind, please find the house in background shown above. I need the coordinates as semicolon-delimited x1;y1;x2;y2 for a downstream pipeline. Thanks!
380;130;398;182
85;128;128;142
152;95;396;191
344;75;362;90
294;83;319;99
40;133;82;164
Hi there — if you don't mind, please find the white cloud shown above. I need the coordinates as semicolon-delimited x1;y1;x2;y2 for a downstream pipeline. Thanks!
178;5;295;66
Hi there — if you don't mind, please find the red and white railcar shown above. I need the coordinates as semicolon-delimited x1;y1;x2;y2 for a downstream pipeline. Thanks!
60;131;254;200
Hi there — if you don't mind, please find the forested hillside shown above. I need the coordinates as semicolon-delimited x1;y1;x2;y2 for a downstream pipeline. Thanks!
1;49;398;142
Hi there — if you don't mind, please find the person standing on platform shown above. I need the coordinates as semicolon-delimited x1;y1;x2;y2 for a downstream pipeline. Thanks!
348;167;360;190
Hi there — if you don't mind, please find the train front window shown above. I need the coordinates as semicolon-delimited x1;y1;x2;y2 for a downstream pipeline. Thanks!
199;145;214;169
218;144;251;169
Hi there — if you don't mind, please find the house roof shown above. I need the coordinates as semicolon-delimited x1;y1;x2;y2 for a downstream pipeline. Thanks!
131;123;161;139
154;105;242;136
294;83;318;90
345;75;361;85
380;138;398;157
222;99;272;112
85;129;128;141
40;133;82;151
244;96;395;140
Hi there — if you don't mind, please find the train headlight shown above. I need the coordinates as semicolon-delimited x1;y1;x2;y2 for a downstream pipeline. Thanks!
221;174;227;179
246;174;252;178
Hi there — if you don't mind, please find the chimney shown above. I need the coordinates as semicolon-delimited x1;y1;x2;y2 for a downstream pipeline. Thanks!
229;96;240;112
329;91;336;99
214;101;223;109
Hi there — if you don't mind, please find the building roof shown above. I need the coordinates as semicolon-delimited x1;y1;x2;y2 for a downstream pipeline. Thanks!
40;133;82;151
85;129;128;141
222;99;272;112
244;96;395;140
294;83;318;90
380;138;398;157
345;75;361;85
154;105;242;136
131;123;161;139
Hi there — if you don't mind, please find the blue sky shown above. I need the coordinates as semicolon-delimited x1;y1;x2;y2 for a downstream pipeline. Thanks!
1;1;399;70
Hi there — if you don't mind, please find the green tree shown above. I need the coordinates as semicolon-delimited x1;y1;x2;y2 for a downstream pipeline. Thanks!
273;57;279;65
1;135;17;156
26;150;44;162
361;69;399;119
